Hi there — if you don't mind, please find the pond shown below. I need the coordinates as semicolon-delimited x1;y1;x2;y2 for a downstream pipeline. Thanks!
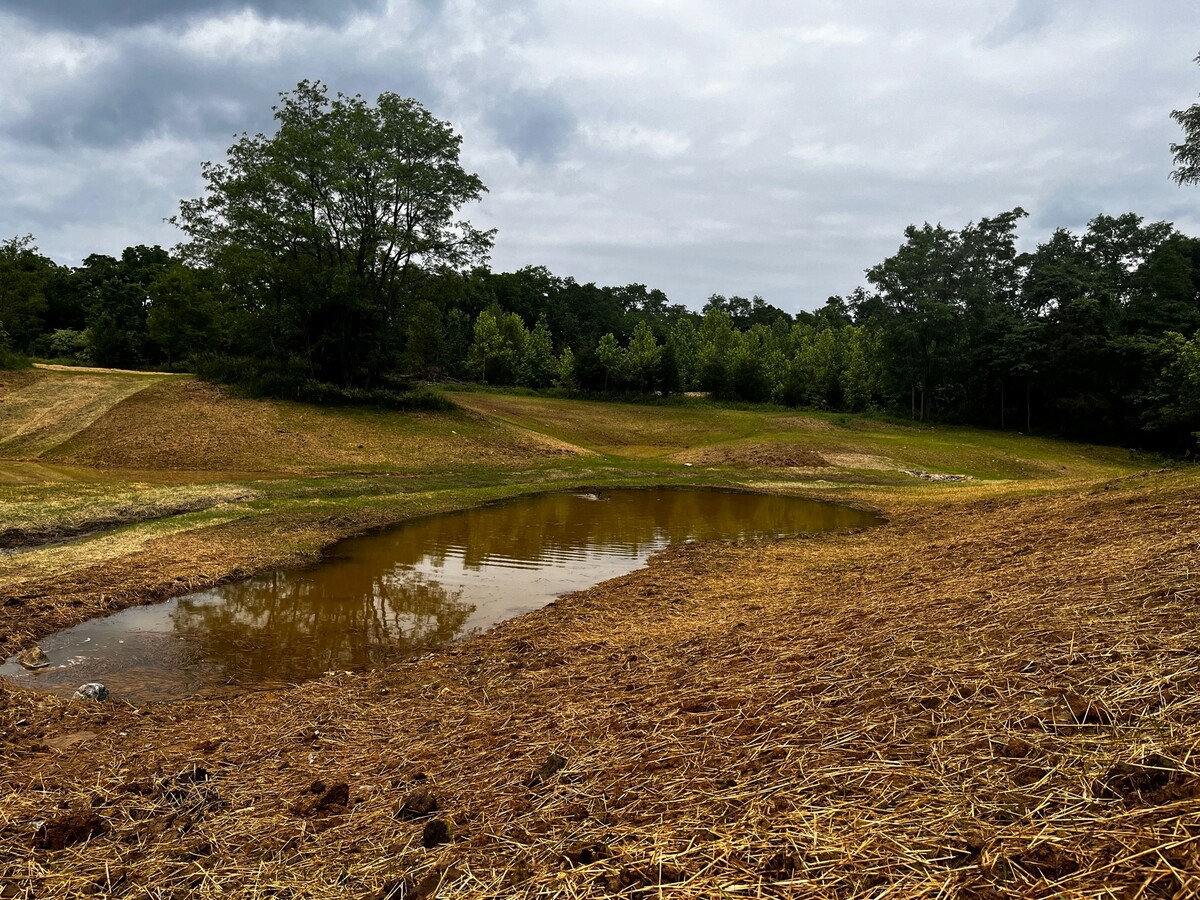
1;488;878;702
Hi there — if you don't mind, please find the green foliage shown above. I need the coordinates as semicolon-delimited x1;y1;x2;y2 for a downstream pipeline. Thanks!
0;318;30;369
1171;54;1200;186
172;80;493;391
467;307;526;385
1138;331;1200;449
147;263;221;369
624;320;662;392
595;332;625;391
0;235;56;352
556;346;578;390
519;315;558;388
405;301;447;377
44;329;90;363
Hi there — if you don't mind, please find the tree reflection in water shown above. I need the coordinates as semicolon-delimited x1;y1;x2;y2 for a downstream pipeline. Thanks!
0;489;877;701
169;569;473;685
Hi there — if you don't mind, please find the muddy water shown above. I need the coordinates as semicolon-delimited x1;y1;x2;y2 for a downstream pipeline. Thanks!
1;488;877;702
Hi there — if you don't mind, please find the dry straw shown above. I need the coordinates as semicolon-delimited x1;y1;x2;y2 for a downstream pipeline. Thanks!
2;475;1199;898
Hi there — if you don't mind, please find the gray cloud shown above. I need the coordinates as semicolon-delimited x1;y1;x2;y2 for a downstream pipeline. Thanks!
2;0;1199;310
0;0;388;31
982;0;1059;47
482;88;577;165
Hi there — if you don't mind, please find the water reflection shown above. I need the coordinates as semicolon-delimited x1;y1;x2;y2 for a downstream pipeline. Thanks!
1;489;876;701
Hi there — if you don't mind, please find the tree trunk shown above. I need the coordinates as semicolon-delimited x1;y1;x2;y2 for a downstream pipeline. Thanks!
1025;379;1032;433
1000;379;1005;430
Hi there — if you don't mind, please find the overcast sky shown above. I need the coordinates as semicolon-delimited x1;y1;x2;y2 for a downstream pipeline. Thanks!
2;1;1199;311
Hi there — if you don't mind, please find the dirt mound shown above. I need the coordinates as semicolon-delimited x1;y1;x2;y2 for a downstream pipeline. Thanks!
674;442;830;469
0;369;167;458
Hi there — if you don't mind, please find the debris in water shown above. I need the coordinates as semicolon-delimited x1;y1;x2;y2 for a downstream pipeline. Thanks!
17;647;51;669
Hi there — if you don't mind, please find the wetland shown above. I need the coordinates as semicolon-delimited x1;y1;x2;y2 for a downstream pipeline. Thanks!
2;488;876;701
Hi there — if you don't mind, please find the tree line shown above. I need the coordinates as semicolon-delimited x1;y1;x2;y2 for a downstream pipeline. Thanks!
3;78;1200;451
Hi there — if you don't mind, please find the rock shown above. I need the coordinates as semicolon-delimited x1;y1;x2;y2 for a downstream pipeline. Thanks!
72;683;108;702
16;647;51;670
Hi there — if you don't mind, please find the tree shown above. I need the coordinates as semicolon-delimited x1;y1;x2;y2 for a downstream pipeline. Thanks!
147;263;220;369
519;315;558;388
624;320;662;392
1171;54;1200;185
596;332;625;391
404;300;446;377
173;80;493;390
0;235;57;352
867;223;964;420
466;308;508;384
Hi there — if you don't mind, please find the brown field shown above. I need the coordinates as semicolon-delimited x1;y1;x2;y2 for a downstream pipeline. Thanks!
0;373;1197;898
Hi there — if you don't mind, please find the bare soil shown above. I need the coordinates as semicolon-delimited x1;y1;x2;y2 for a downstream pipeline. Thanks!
2;473;1199;897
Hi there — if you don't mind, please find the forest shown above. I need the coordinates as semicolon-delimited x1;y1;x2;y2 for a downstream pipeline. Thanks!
3;81;1200;452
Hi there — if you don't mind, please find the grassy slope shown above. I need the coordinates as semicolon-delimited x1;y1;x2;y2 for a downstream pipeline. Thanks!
3;376;1197;898
451;391;1141;482
0;366;171;458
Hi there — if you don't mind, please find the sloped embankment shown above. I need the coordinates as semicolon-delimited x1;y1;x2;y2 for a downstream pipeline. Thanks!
40;378;590;472
0;367;169;459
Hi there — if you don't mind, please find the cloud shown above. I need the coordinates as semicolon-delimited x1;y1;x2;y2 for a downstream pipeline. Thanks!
2;0;1199;310
0;0;389;32
982;0;1059;46
482;88;577;165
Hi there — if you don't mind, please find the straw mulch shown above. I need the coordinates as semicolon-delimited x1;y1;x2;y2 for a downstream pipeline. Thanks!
2;476;1199;898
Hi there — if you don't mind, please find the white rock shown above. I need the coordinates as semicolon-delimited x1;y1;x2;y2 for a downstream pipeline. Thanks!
72;683;109;702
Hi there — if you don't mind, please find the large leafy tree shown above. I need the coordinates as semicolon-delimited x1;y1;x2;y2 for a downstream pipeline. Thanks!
867;223;964;420
1171;54;1200;186
0;236;59;352
173;80;493;389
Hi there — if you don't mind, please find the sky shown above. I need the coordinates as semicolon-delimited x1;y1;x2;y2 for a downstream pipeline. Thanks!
2;1;1199;312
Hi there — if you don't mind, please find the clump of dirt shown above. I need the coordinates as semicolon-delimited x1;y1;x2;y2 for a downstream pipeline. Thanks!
674;443;829;469
526;751;568;786
421;818;453;848
1095;754;1198;804
33;809;106;850
564;842;609;866
396;787;439;821
294;781;351;816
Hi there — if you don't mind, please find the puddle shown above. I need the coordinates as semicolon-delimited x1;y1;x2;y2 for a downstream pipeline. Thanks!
2;488;877;702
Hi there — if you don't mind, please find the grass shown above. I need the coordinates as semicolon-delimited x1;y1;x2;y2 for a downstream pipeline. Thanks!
0;373;1194;898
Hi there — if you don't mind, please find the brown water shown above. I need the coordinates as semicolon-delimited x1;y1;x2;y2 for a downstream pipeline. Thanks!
1;488;876;702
